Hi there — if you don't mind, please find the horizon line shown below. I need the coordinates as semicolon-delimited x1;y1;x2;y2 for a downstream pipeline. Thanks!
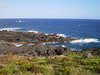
0;18;100;20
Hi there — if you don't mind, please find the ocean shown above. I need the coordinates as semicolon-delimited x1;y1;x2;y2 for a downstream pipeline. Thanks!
0;19;100;50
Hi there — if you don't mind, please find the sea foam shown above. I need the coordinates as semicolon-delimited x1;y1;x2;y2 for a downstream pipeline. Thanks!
61;45;66;47
0;28;21;31
70;38;99;43
13;44;23;47
57;34;66;38
28;30;39;33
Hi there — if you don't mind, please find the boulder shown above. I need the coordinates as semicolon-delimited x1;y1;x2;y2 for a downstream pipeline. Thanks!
87;53;93;58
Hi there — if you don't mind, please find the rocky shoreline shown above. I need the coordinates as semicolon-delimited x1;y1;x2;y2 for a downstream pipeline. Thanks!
0;30;78;44
0;30;100;57
0;30;100;75
0;42;71;57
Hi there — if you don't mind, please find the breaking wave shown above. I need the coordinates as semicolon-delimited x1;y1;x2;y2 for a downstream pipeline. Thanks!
57;34;66;38
13;44;23;47
61;45;66;47
28;30;39;33
0;28;21;31
70;38;99;43
28;30;67;38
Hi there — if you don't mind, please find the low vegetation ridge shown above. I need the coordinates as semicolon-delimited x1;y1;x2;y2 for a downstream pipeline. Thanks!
0;48;100;75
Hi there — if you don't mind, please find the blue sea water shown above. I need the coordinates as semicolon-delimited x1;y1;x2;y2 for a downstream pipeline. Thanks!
0;19;100;50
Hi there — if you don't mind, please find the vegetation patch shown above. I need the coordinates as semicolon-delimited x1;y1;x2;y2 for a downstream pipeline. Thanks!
0;52;100;75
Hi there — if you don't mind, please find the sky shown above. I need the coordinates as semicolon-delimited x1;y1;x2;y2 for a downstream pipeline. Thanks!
0;0;100;19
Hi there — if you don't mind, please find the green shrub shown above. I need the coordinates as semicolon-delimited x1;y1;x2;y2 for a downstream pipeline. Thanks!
9;60;31;66
56;57;63;63
74;63;79;68
2;67;18;74
31;65;48;74
37;59;47;64
41;66;49;74
32;57;41;62
64;67;72;75
54;63;72;75
47;58;57;64
66;52;72;56
24;54;29;57
54;66;64;75
80;60;99;66
63;61;73;67
87;66;100;73
0;66;4;69
94;66;100;73
0;70;8;75
20;64;32;72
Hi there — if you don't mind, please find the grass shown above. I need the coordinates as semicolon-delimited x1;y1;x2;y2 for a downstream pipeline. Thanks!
0;52;100;75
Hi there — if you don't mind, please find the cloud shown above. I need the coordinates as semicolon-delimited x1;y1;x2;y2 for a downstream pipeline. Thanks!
0;3;9;8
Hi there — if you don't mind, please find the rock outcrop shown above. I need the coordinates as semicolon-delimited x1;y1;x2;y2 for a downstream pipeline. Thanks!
0;31;99;57
81;47;100;56
0;31;75;44
0;42;71;57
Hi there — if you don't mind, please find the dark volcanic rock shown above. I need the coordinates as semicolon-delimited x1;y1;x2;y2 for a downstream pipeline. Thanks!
0;43;12;54
0;42;71;57
0;31;77;57
81;47;100;56
0;31;75;43
54;46;71;55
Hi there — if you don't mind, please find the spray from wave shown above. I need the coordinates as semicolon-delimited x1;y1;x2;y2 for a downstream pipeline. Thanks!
13;44;23;47
0;28;21;31
57;34;66;38
70;38;99;43
28;30;39;33
28;30;67;38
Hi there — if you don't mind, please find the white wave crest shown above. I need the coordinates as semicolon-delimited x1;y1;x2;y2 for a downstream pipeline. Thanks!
28;30;39;33
57;34;66;38
71;38;99;43
0;28;21;31
13;44;23;47
45;33;48;35
61;45;66;47
42;43;46;45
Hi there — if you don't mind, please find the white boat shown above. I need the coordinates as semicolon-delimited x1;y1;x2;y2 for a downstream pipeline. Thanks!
16;20;22;22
